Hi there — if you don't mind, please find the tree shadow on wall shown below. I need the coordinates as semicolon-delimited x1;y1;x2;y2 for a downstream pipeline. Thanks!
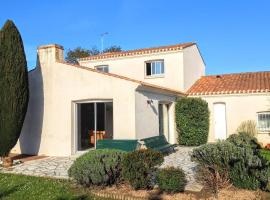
19;55;44;155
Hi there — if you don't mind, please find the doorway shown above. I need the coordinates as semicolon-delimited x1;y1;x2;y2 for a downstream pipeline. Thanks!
75;101;113;151
213;103;227;140
158;103;170;141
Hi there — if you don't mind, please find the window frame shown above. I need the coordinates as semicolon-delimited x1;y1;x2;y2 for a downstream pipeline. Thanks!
144;59;165;78
95;65;109;73
256;111;270;133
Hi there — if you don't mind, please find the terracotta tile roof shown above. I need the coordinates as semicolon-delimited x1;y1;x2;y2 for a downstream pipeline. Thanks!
56;61;186;96
78;42;195;61
188;71;270;95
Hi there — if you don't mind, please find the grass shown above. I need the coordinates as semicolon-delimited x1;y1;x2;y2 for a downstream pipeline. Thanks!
0;173;107;200
260;149;270;161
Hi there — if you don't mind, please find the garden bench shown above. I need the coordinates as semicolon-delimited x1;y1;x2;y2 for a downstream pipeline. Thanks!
96;139;139;152
141;135;176;153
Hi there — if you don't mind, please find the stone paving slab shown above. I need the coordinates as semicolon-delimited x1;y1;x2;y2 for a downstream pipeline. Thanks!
160;146;203;192
0;156;77;179
0;146;202;192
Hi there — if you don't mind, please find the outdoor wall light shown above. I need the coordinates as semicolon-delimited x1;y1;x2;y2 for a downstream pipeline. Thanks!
147;99;153;105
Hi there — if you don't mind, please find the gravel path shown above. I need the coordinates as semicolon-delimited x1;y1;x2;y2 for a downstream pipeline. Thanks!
160;146;202;192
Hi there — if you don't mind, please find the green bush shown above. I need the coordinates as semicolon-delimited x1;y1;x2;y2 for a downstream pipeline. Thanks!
175;97;209;146
122;149;164;190
192;134;270;191
157;167;187;193
191;141;241;169
227;132;261;150
229;161;261;190
68;149;125;186
260;149;270;162
227;134;269;190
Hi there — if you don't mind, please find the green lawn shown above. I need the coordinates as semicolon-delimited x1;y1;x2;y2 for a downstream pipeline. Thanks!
260;149;270;161
0;173;106;200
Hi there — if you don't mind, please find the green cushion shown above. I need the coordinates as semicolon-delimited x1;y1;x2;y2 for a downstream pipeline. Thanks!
96;139;138;152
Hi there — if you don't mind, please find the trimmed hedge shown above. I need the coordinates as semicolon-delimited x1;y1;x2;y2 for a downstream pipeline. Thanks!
68;149;125;186
157;167;187;193
175;97;209;146
122;149;164;190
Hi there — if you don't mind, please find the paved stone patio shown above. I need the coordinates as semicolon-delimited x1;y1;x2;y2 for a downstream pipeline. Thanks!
0;156;77;179
160;146;202;191
0;146;202;191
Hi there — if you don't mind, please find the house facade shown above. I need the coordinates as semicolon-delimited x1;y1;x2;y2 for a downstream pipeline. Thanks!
12;44;190;156
78;42;205;92
12;42;269;156
188;72;270;146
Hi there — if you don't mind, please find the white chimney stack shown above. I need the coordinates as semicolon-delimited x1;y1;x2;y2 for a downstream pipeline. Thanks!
37;44;64;67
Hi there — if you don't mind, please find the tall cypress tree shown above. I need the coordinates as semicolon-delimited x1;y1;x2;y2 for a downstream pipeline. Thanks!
0;20;29;157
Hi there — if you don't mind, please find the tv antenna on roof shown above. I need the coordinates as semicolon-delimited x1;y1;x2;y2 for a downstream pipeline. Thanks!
100;32;109;53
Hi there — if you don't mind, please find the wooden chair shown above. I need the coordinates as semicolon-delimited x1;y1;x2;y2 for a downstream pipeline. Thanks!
89;130;106;145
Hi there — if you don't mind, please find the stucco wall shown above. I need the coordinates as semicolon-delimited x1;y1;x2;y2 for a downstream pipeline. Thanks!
135;89;178;144
79;51;185;91
12;45;183;156
195;94;270;145
183;45;205;90
12;51;140;156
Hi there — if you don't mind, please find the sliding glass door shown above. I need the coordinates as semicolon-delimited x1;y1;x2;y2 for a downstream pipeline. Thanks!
76;101;113;151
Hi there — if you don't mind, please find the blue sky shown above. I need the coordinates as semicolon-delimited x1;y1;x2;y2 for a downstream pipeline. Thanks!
1;0;270;74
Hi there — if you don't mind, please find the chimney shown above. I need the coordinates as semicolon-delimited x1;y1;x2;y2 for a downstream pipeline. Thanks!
37;44;64;66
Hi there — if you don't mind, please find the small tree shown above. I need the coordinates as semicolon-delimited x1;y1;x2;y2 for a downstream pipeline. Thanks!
65;47;92;64
0;20;29;161
103;45;122;53
175;97;209;146
65;45;122;64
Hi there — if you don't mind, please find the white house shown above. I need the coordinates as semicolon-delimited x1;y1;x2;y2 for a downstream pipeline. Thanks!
78;42;205;92
188;72;270;146
12;42;269;156
13;43;205;156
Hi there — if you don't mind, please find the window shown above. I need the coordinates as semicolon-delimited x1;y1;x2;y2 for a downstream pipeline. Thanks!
257;112;270;132
145;60;164;77
95;65;109;73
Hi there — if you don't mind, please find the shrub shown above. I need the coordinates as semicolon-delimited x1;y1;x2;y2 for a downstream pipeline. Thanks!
260;149;270;162
196;165;231;198
236;120;258;137
226;133;269;190
175;97;209;146
122;149;164;190
192;142;236;197
191;141;241;169
229;161;261;190
68;149;125;186
192;135;270;192
157;167;187;193
227;132;261;150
